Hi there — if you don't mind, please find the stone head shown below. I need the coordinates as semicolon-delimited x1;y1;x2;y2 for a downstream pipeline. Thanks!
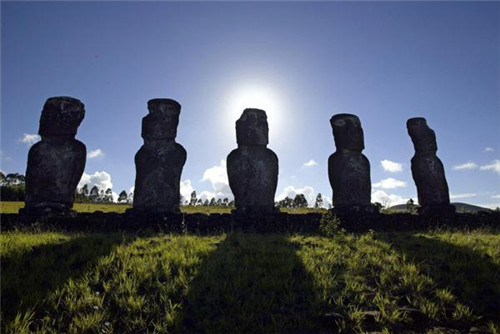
236;108;269;146
38;97;85;137
407;117;437;153
142;98;181;140
330;114;365;151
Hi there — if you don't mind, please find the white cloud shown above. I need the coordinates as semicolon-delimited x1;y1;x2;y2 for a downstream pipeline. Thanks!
78;171;113;191
88;149;104;159
276;185;315;207
380;160;403;173
480;160;500;175
201;160;233;199
180;179;195;201
450;193;477;199
20;133;40;146
484;147;494;153
372;190;410;207
372;178;407;189
453;162;478;170
303;159;318;167
491;194;500;199
198;191;216;201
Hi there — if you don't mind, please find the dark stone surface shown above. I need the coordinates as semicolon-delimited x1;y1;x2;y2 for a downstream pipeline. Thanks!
1;211;498;234
328;114;375;215
407;118;455;216
132;98;186;214
227;109;278;215
22;97;86;215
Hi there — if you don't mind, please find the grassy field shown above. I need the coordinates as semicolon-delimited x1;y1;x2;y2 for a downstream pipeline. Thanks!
1;229;499;333
0;201;326;215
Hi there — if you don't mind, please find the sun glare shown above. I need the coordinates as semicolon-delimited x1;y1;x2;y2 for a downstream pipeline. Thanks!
226;85;284;139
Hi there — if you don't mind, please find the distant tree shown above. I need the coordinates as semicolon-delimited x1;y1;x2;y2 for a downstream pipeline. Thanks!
127;192;134;204
209;198;216;206
406;198;416;214
81;184;89;197
381;198;392;210
98;189;105;203
314;193;323;209
203;199;209;206
0;172;26;201
102;188;112;203
293;194;308;208
118;190;128;203
372;202;383;213
89;186;100;202
5;173;25;185
228;200;235;207
189;191;198;206
223;197;229;206
0;183;25;201
197;198;203;206
277;196;293;208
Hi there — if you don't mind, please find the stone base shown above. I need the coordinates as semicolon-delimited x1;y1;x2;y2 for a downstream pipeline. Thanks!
231;205;279;217
125;208;182;219
231;208;285;232
331;204;379;217
20;203;76;217
418;204;456;216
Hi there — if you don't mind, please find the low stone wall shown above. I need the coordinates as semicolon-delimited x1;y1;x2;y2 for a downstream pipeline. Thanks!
1;212;498;234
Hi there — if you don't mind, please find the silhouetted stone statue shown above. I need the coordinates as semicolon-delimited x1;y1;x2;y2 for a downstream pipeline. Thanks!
407;118;455;216
22;97;86;215
132;99;186;214
328;114;375;215
227;109;278;215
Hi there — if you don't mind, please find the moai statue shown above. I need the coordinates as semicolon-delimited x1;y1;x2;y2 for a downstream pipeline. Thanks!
22;97;86;215
407;118;455;215
328;114;375;215
227;109;278;215
132;99;186;214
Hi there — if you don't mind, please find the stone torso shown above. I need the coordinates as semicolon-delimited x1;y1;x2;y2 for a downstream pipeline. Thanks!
227;145;278;210
26;137;86;210
411;153;450;207
133;140;186;212
328;150;371;207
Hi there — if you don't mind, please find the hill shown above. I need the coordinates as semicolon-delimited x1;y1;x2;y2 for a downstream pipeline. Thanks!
387;202;493;213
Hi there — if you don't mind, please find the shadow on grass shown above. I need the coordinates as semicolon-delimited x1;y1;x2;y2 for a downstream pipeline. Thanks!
179;233;325;333
1;233;127;327
377;233;500;322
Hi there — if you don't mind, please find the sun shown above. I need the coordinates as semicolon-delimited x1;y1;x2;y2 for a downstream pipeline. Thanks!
226;84;284;139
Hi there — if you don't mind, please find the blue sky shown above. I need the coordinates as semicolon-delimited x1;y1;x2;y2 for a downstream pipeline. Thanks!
1;1;499;208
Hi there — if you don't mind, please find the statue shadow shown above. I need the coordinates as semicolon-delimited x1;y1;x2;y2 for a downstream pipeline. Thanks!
179;233;326;333
376;232;500;322
1;233;127;326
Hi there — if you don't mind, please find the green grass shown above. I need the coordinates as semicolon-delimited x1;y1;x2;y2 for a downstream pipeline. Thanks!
1;229;499;333
0;201;326;214
0;201;132;214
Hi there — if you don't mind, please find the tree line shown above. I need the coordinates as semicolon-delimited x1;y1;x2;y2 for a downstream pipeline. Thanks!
1;172;328;209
